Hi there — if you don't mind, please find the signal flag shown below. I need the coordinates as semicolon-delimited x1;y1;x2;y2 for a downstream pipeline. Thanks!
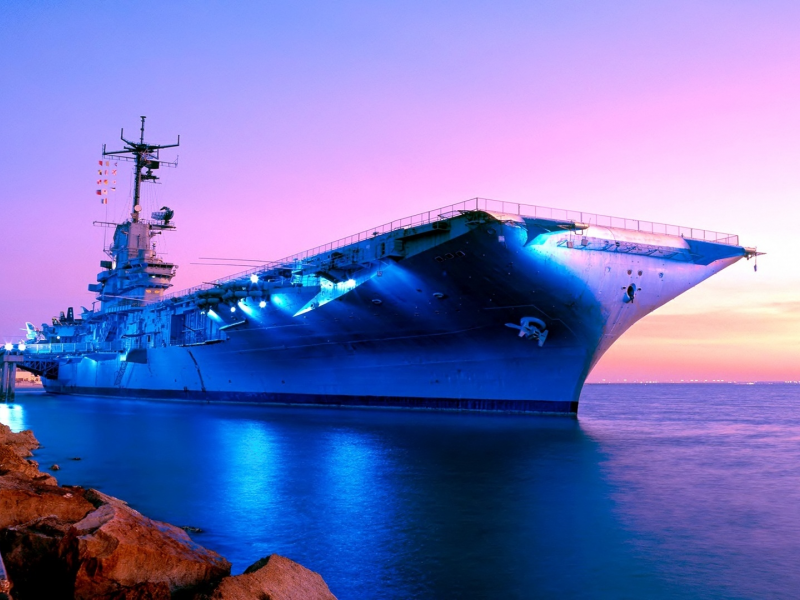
96;190;102;195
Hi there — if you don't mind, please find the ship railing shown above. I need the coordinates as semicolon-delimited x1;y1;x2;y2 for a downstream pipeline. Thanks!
469;198;740;245
23;340;125;356
160;197;740;302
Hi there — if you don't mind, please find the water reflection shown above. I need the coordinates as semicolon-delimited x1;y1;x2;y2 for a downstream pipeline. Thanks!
213;420;280;511
0;402;25;432
6;386;800;599
579;384;800;600
322;428;397;526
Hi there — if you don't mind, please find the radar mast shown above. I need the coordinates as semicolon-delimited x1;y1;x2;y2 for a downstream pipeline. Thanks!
89;118;181;310
102;116;180;223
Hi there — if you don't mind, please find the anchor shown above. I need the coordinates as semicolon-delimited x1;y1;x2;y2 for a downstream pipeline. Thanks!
505;316;549;347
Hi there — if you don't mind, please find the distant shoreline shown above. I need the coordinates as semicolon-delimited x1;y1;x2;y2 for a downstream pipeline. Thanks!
586;381;800;385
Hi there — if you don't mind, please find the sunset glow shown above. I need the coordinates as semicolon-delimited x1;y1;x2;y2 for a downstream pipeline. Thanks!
1;1;798;381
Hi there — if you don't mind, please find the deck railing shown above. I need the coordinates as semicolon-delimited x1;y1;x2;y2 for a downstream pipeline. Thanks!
24;340;125;356
161;197;740;302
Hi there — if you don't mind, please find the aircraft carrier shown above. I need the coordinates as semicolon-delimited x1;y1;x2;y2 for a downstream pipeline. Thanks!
14;120;759;414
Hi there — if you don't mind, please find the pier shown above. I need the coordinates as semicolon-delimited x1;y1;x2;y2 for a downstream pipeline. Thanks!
0;347;55;401
0;352;23;403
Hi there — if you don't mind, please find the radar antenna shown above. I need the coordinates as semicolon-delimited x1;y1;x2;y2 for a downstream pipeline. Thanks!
102;116;180;223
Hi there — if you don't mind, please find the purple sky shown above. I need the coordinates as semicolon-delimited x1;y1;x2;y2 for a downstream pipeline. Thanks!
1;1;798;380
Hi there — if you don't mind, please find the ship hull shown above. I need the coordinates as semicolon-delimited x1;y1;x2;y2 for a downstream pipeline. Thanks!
40;210;746;414
43;386;580;414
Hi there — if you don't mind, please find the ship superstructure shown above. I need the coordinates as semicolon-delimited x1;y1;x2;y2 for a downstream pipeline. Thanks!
18;121;759;414
90;117;180;311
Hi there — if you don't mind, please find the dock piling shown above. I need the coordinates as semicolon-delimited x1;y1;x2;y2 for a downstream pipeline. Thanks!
0;353;23;403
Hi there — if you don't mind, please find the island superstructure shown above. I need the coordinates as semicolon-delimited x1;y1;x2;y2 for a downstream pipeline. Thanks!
17;120;759;414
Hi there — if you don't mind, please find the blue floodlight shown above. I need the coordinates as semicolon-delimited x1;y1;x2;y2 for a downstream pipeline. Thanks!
250;274;259;283
17;343;26;351
3;342;12;352
259;300;267;308
237;299;255;317
230;306;236;313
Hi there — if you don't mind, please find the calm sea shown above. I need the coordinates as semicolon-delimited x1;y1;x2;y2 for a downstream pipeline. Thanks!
2;384;799;599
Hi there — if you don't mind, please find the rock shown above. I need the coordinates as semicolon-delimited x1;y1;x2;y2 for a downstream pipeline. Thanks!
50;464;61;471
0;474;94;530
0;424;51;485
0;443;53;482
0;424;39;458
200;554;337;600
61;500;231;600
0;422;336;600
0;515;72;599
84;487;129;509
180;526;204;534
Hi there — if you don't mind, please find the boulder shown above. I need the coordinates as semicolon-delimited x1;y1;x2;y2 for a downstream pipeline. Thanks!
201;554;337;600
0;516;72;599
0;423;55;485
0;424;39;457
81;487;128;511
0;422;336;600
0;474;93;530
61;500;231;600
0;443;54;482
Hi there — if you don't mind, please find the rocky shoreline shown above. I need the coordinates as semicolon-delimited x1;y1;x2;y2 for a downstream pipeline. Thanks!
0;422;337;600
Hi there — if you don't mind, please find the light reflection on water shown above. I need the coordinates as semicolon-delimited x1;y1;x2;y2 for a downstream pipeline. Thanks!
2;384;799;600
0;403;25;432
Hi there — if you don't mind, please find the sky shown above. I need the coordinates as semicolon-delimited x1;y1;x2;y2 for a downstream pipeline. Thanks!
0;0;798;382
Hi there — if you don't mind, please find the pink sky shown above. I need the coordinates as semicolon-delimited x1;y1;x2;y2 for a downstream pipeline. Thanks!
0;1;798;381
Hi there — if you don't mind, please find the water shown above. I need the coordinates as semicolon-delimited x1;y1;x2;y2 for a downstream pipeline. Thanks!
2;384;799;599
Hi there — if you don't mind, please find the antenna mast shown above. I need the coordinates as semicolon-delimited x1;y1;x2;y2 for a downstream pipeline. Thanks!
102;116;180;223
